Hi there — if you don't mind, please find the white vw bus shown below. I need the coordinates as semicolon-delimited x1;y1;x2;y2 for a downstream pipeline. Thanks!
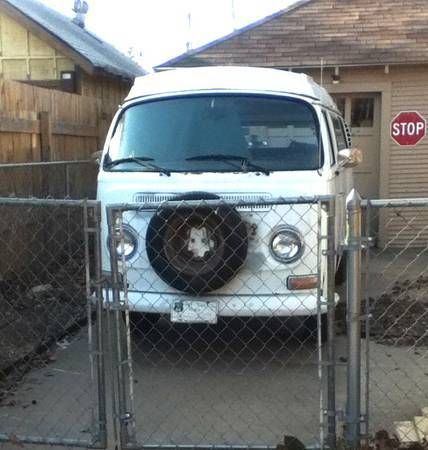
98;66;357;325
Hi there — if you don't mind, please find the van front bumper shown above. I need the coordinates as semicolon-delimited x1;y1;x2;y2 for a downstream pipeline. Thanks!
103;289;339;317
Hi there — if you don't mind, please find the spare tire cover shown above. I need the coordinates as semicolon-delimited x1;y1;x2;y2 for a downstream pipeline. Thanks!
146;192;248;294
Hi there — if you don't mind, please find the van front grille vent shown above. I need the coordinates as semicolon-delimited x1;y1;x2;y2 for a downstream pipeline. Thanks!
133;193;272;211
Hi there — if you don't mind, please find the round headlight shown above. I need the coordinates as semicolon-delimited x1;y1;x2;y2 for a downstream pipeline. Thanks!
108;226;138;260
269;226;304;263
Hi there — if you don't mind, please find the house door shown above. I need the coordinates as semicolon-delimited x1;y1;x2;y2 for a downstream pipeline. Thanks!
332;93;381;199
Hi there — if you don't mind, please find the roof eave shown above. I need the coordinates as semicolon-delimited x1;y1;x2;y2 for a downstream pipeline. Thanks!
159;59;428;72
93;66;135;82
278;60;428;70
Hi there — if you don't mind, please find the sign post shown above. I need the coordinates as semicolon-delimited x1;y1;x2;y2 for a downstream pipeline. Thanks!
391;111;426;146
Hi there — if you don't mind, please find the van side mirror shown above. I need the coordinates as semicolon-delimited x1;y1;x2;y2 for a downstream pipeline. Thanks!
91;150;102;166
338;148;362;168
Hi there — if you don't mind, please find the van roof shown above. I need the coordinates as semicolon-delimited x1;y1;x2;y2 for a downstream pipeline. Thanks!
125;66;337;109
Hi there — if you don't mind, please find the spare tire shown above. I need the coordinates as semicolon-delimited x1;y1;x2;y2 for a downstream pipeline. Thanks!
146;192;248;294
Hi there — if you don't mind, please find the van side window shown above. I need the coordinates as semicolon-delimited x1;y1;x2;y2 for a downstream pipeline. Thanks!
331;114;348;151
322;111;336;165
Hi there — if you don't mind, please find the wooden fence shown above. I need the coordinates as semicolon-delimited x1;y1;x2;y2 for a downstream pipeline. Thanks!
0;79;120;198
0;80;123;278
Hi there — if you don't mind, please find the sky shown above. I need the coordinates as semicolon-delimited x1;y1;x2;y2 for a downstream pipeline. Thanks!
39;0;296;70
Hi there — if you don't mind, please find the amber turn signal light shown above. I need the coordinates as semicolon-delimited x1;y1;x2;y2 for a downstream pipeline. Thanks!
287;275;319;290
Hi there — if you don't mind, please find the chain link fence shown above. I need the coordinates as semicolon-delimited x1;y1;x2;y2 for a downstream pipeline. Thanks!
0;160;97;199
106;195;337;449
0;190;427;450
0;197;105;448
360;198;428;446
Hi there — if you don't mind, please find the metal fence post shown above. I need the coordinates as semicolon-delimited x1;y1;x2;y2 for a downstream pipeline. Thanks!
345;189;363;449
106;207;132;448
325;197;337;449
93;203;108;448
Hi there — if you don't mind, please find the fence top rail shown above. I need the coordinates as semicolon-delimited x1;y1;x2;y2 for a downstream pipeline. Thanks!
0;196;100;208
0;160;91;169
138;446;277;450
107;195;335;213
362;197;428;208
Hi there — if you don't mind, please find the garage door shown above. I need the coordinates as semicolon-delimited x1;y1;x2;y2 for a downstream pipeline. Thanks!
332;93;381;199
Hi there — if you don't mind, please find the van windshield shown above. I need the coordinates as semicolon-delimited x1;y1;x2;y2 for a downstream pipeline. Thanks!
105;95;321;173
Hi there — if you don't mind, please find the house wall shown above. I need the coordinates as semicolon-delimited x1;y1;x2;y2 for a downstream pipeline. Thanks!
80;72;131;106
0;12;75;80
303;64;428;245
0;12;131;103
303;64;428;200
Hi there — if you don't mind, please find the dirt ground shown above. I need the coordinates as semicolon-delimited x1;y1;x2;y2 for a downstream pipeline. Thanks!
364;248;428;346
0;261;87;397
367;277;428;346
334;278;428;347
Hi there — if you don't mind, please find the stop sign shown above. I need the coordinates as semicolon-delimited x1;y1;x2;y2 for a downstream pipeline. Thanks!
391;111;426;146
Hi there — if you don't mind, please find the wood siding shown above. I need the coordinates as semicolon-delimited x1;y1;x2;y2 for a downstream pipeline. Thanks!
80;72;131;106
390;78;428;197
0;11;132;102
0;12;75;81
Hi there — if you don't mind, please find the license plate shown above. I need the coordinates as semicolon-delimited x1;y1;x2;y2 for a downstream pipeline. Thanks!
170;300;218;324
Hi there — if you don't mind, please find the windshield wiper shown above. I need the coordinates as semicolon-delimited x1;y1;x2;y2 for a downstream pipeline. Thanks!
104;156;171;176
186;154;270;175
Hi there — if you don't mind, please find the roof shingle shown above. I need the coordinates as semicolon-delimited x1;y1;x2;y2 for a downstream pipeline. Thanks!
159;0;428;69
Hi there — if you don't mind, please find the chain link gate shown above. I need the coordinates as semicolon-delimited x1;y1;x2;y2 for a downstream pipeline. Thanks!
0;198;106;449
106;195;337;450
